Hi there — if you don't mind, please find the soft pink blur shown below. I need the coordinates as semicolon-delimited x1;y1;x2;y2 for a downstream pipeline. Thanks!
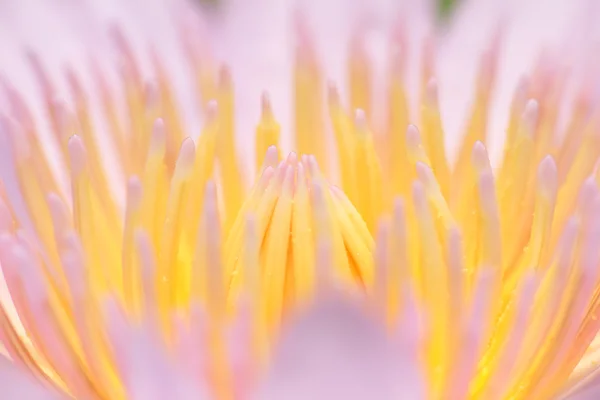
0;356;65;399
0;0;599;398
254;295;410;400
1;0;597;174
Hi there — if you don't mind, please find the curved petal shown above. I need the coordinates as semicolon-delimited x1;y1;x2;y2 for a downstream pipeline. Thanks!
0;356;66;399
255;295;412;400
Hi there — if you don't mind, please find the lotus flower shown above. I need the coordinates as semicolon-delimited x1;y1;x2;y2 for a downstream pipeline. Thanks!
1;0;600;399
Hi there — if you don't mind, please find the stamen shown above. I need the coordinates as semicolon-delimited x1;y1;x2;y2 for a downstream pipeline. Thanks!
373;219;390;315
139;119;168;251
327;83;356;199
352;109;384;233
242;214;267;361
294;21;325;170
181;101;219;252
477;169;502;274
5;118;61;271
122;177;143;314
348;31;371;117
406;124;432;170
421;79;450;198
329;185;374;286
158;138;195;316
504;155;557;286
193;181;223;320
0;235;52;381
292;162;314;303
261;146;280;173
473;273;538;399
89;62;128;175
66;70;121;232
68;135;109;294
516;198;600;398
556;87;593;180
554;109;600;235
459;141;501;284
412;180;449;391
60;232;120;398
452;36;500;204
255;93;281;171
386;47;410;200
224;167;275;294
15;242;95;396
498;100;538;262
134;229;159;334
51;98;78;166
0;118;38;246
311;180;334;293
415;162;454;229
217;67;245;233
498;219;578;398
387;198;408;322
262;165;294;329
459;267;498;398
150;50;184;173
505;76;530;150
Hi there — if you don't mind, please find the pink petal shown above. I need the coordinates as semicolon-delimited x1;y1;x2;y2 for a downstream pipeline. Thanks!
0;356;66;399
256;294;407;400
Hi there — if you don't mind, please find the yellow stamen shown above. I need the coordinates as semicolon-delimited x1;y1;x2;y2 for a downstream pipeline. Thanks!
255;93;281;171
